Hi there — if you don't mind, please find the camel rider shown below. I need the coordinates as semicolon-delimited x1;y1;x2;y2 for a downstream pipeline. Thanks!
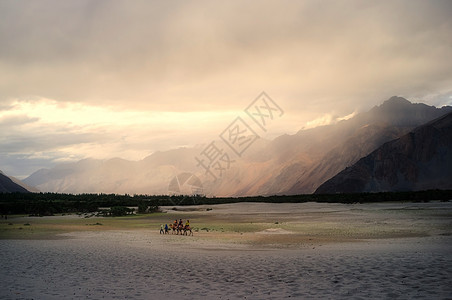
178;219;183;227
185;220;190;229
173;219;178;229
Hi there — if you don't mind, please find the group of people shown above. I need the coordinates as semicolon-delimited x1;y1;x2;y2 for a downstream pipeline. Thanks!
159;218;190;234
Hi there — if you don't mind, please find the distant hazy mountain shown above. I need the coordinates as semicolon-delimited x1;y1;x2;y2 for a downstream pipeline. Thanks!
220;96;451;195
24;148;200;194
23;96;452;195
0;170;32;193
264;97;452;195
8;174;40;193
315;111;452;193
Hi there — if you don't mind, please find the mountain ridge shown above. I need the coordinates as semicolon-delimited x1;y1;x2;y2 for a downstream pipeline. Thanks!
315;111;452;193
23;96;452;195
257;96;452;195
0;170;33;193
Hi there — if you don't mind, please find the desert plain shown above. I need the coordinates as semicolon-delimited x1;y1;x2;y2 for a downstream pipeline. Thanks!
1;201;451;299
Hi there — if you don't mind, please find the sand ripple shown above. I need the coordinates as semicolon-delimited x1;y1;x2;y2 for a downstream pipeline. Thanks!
1;232;451;299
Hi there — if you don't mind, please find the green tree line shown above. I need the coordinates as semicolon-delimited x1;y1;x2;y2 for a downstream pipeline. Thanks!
0;190;451;216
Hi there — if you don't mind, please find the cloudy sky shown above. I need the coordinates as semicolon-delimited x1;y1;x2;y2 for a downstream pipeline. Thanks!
1;0;452;178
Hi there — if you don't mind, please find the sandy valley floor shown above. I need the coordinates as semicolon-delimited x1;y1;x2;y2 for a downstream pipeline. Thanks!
1;201;451;299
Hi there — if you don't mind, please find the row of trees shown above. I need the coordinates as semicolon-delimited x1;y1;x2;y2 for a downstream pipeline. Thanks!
0;190;451;216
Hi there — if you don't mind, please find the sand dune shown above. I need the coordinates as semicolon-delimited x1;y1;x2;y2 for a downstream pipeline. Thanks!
1;202;451;299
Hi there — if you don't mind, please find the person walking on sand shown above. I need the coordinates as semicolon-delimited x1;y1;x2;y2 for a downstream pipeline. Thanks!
159;224;164;234
164;223;169;234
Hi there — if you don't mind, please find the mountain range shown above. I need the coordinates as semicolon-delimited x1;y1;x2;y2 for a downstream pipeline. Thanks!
0;170;37;193
315;110;452;193
17;96;452;195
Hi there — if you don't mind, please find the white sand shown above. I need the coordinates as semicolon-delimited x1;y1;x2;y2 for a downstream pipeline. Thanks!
1;202;452;299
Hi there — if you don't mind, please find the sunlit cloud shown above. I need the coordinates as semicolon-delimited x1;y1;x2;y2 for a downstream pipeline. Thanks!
0;97;240;163
337;111;357;122
303;110;357;130
0;0;451;177
305;114;336;129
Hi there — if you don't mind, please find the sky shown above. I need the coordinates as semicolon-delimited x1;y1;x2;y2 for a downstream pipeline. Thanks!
1;0;452;178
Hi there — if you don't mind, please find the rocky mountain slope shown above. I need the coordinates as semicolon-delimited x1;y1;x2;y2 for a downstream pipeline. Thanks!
315;111;452;193
0;170;32;193
241;96;452;195
23;97;452;195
